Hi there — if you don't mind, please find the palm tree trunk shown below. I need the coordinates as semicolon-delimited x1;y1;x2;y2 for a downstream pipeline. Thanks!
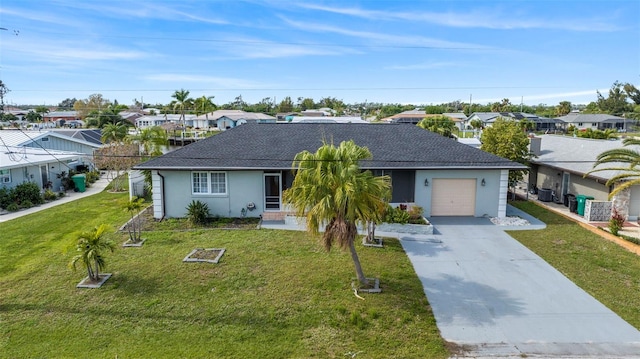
93;259;100;281
348;239;368;286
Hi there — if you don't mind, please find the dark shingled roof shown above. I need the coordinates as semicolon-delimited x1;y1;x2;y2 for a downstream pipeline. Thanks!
135;123;526;171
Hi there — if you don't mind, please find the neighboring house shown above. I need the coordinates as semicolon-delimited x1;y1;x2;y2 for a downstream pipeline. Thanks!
0;129;102;156
134;123;525;221
381;109;427;124
288;116;367;124
382;110;466;129
443;112;468;130
557;112;629;131
135;114;196;129
0;145;85;191
466;112;563;132
197;110;276;131
43;111;79;126
528;135;640;220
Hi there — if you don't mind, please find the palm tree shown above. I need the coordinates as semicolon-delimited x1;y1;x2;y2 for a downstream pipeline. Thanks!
132;126;168;156
171;89;193;129
194;95;216;117
283;140;391;285
101;122;128;144
69;224;115;282
124;198;145;243
587;138;640;198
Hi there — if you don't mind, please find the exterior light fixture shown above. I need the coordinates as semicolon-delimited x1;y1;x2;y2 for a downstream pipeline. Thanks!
481;178;486;186
424;178;429;186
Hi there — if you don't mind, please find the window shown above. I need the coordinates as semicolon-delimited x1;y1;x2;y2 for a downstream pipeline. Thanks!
192;171;227;195
192;172;208;193
0;169;10;183
210;172;226;194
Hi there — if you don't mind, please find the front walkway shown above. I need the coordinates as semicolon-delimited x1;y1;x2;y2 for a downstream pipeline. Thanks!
0;174;113;223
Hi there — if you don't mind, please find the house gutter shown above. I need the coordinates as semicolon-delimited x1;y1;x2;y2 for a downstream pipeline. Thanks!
157;171;166;221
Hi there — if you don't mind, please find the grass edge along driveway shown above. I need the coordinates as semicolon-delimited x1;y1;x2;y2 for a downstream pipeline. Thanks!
508;200;640;330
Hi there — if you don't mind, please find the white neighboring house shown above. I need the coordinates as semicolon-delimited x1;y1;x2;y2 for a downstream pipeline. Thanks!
0;146;84;191
135;114;197;129
0;129;98;191
288;116;368;124
557;112;628;131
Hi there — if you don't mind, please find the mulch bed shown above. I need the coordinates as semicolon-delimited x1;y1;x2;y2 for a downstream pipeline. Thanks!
130;207;260;231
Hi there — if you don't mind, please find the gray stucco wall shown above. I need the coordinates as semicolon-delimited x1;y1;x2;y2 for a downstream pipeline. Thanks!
156;170;264;218
415;169;504;217
536;166;608;200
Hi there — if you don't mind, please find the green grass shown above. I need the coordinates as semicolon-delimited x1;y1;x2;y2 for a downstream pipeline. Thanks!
508;200;640;329
0;191;449;358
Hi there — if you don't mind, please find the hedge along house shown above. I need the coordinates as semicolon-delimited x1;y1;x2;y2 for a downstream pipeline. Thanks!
134;123;527;220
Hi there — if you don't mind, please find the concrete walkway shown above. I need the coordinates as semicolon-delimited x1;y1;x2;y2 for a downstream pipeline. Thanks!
0;174;114;222
401;213;640;358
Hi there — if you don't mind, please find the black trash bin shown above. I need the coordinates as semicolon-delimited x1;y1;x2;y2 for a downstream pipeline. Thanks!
569;197;578;213
564;193;575;207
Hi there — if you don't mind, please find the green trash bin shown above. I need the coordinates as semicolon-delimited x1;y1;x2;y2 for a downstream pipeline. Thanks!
576;195;595;216
71;174;86;193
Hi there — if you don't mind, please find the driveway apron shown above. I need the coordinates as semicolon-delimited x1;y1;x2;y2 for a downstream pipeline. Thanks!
400;216;640;358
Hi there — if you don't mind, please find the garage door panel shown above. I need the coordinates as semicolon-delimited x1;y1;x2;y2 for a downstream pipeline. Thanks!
431;179;476;216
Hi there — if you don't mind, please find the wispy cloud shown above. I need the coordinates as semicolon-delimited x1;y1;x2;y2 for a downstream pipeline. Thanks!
296;3;621;32
386;62;464;70
280;17;492;50
50;1;229;25
210;35;360;59
144;74;267;89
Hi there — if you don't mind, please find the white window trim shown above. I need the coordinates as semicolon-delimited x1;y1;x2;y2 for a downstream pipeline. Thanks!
191;171;227;195
0;169;11;183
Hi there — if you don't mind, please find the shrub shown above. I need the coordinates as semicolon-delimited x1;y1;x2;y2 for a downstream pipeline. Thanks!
0;187;10;209
186;200;210;226
85;170;100;184
21;200;34;209
57;170;77;191
6;203;19;212
609;207;625;236
383;205;410;224
12;182;44;206
44;189;57;201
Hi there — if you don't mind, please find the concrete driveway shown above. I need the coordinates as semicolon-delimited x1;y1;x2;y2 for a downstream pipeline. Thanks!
399;212;640;358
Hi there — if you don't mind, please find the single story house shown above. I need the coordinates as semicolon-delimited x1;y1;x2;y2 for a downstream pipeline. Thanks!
191;110;277;131
43;111;79;126
465;112;564;132
557;112;629;131
381;110;466;130
287;116;368;124
134;123;526;220
0;129;102;156
528;135;640;220
0;146;85;191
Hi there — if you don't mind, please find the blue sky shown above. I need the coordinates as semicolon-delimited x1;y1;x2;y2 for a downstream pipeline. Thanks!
0;0;638;108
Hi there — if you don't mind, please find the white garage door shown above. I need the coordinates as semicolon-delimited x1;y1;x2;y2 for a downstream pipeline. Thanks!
431;179;476;216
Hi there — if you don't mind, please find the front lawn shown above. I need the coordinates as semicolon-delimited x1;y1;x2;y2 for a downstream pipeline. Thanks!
508;200;640;330
0;191;449;358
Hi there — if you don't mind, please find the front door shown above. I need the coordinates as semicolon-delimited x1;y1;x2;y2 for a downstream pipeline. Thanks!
40;165;48;189
264;173;281;211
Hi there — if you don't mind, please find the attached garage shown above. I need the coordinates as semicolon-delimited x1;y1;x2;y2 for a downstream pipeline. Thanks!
431;178;477;216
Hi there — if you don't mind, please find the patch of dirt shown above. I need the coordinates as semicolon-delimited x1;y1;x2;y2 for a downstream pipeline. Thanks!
130;207;260;231
190;249;222;260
